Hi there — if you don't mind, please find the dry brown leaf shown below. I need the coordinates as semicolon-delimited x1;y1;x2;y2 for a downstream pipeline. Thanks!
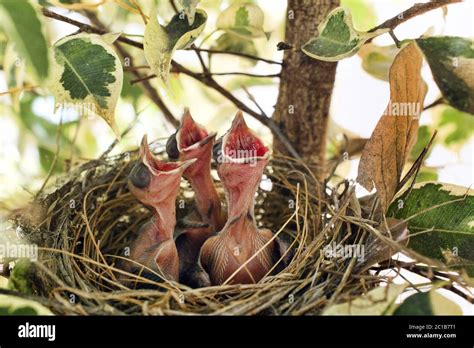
357;43;427;211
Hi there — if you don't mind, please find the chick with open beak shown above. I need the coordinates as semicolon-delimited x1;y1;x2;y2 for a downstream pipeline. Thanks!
200;112;280;285
166;108;225;230
125;135;196;283
166;109;225;286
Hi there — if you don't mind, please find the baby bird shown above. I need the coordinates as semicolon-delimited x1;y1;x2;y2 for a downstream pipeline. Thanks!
166;109;225;286
125;135;195;283
200;111;281;285
166;108;225;230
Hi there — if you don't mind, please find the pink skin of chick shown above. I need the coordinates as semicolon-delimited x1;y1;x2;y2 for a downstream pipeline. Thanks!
125;134;196;283
166;109;226;286
200;111;281;285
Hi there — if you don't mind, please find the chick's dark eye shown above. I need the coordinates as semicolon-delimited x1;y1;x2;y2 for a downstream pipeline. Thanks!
129;163;151;189
166;132;179;160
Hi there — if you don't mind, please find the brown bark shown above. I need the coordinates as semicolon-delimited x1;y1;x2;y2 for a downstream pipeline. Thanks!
273;0;339;180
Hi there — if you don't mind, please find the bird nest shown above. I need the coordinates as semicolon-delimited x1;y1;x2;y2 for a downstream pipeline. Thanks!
12;142;394;315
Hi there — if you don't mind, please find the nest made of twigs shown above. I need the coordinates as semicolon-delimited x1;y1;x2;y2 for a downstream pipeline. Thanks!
12;141;395;315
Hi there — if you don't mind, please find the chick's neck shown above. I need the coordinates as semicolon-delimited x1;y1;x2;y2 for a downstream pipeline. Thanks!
149;188;179;241
221;172;261;240
187;169;225;231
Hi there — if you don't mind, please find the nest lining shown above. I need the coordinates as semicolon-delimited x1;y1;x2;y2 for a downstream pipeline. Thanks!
12;145;392;315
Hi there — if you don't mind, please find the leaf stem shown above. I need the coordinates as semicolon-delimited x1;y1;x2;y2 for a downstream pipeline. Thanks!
388;30;401;48
130;71;280;84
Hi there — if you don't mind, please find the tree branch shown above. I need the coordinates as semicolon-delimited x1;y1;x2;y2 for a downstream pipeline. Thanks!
189;47;283;65
42;8;143;49
130;71;280;84
172;61;301;159
206;71;280;78
79;9;179;128
41;7;299;157
368;0;463;32
273;0;339;177
423;97;445;111
191;44;209;74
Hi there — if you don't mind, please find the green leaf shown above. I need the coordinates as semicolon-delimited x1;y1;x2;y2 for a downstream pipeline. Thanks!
8;259;35;295
216;2;266;39
358;43;400;81
15;96;78;170
416;37;474;115
409;126;438;183
302;7;389;62
340;0;376;31
0;269;52;315
0;296;53;315
17;96;76;150
0;0;49;82
0;32;8;67
410;125;432;160
50;33;123;137
437;106;474;146
178;0;200;25
323;284;406;315
415;168;438;183
144;7;207;84
3;42;25;111
39;146;63;173
121;73;143;106
389;182;474;272
212;32;258;62
394;291;462;315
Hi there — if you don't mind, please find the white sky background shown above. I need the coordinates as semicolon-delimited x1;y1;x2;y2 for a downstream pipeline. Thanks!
0;0;473;313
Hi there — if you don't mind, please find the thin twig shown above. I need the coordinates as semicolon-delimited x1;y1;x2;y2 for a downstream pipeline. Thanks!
38;114;63;195
192;44;209;73
129;0;148;24
42;8;144;49
131;71;279;84
130;74;156;85
50;0;106;10
241;86;268;118
169;0;179;14
99;104;149;159
174;61;301;159
189;47;283;65
112;0;145;17
205;71;280;78
121;64;179;128
424;97;445;111
41;7;299;157
67;117;82;171
388;29;401;48
124;65;149;71
0;84;37;96
398;130;437;191
368;0;463;32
